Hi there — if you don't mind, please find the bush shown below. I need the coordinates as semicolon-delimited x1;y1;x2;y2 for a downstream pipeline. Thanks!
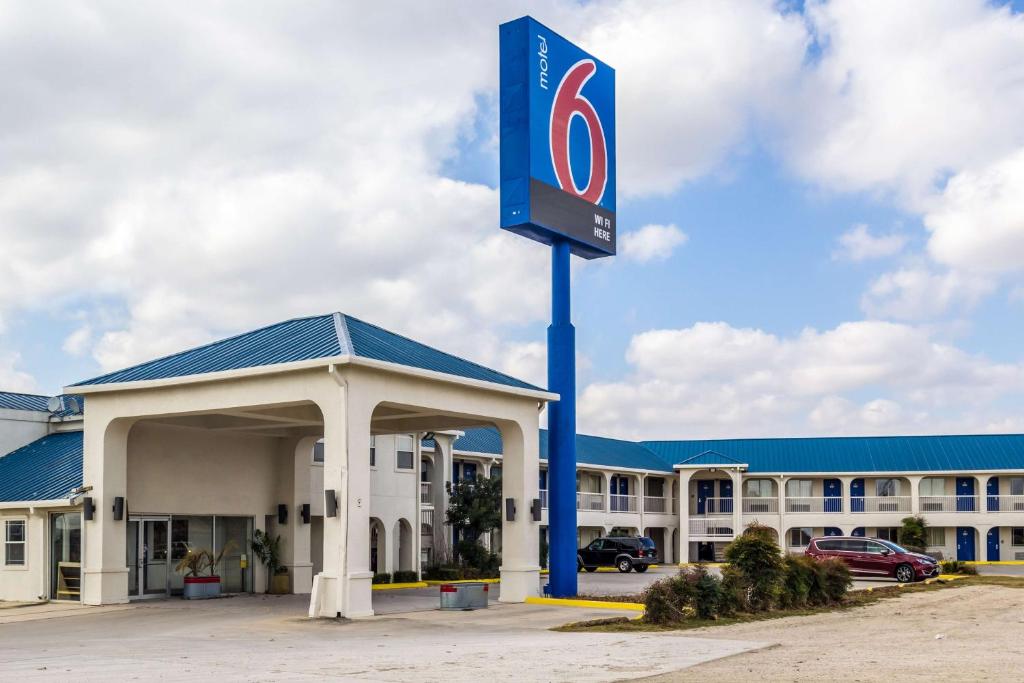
817;557;852;602
372;572;391;584
781;555;816;608
642;565;725;625
422;566;460;581
940;559;978;575
718;564;746;615
898;516;929;553
724;524;784;611
392;570;418;583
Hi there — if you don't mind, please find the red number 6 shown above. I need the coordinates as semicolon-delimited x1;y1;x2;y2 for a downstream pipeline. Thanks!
549;59;608;205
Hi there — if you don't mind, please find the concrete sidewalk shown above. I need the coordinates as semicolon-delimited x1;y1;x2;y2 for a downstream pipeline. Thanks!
0;594;768;681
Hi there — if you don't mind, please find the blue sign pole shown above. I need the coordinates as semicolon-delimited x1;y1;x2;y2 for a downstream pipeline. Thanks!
547;238;577;597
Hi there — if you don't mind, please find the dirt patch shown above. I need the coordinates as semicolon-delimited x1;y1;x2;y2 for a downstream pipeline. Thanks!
641;583;1024;681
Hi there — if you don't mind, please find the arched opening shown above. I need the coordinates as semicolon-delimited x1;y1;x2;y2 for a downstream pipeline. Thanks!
396;518;413;572
369;518;386;574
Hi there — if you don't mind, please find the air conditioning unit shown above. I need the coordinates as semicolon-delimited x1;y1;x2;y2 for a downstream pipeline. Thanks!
922;502;943;511
790;504;811;513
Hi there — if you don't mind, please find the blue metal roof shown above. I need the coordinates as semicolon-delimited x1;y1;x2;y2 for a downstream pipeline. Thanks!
72;313;541;392
642;434;1024;473
0;432;83;502
0;391;50;412
676;450;746;467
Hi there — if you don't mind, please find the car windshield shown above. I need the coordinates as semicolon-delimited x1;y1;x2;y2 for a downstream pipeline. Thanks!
879;540;909;553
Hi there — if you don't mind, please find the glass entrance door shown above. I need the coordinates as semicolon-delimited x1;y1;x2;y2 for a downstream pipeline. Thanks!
127;517;170;598
50;512;82;601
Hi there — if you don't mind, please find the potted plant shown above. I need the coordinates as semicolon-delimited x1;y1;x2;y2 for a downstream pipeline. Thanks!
175;542;234;599
252;529;289;594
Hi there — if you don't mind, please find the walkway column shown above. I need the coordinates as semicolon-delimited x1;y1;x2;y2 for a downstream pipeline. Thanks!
497;417;540;602
730;468;742;540
82;415;132;605
431;433;455;560
908;475;923;515
677;470;693;564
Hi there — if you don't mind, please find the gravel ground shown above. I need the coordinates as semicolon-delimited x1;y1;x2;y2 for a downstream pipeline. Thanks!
644;584;1024;681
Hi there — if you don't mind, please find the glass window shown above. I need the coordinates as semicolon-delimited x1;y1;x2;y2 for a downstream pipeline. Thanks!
925;528;946;547
5;519;26;566
865;541;887;554
876;479;901;497
789;527;812;548
876;527;899;542
840;539;867;552
1010;478;1024;496
313;441;324;463
396;435;413;470
745;479;773;498
817;539;840;551
370;436;376;468
1013;528;1024;547
786;480;812;498
920;478;944;496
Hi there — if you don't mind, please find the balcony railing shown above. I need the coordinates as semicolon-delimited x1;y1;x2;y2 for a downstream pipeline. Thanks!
577;491;605;512
540;489;548;510
785;497;843;513
920;495;981;512
851;496;911;513
420;482;431;506
742;497;779;514
689;518;734;537
703;497;734;515
644;496;669;513
610;494;638;513
988;495;1024;512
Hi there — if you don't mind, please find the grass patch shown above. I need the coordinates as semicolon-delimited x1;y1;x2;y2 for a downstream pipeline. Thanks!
554;575;1024;633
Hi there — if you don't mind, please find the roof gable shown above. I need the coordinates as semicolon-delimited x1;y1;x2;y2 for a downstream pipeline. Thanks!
676;449;746;467
71;313;540;392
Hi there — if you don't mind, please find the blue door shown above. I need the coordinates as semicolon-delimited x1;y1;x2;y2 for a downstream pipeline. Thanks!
987;528;1000;561
851;479;865;512
824;478;842;513
463;462;477;481
610;475;628;511
696;480;714;515
539;470;548;490
720;480;734;514
824;527;842;536
453;461;460;482
987;477;1000;512
956;477;976;512
956;527;976;561
851;527;865;537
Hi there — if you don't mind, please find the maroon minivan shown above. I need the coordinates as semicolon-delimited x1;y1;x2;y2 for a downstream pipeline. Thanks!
805;536;939;583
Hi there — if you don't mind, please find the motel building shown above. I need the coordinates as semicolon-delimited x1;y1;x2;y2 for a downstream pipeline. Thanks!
2;313;1024;612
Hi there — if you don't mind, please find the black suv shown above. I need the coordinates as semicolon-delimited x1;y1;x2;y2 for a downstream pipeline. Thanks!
577;536;657;573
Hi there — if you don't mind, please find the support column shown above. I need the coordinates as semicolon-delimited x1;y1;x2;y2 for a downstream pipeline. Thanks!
908;475;923;516
82;416;132;605
497;418;540;603
280;437;316;593
677;470;694;564
603;471;612;514
431;433;455;562
778;475;787;547
730;469;742;540
547;238;577;598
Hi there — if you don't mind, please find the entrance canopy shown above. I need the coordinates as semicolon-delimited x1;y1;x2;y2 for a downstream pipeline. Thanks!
67;311;555;617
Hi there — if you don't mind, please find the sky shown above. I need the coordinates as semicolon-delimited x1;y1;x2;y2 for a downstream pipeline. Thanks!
2;1;1024;440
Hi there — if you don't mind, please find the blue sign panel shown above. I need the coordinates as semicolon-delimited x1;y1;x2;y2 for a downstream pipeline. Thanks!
500;16;616;259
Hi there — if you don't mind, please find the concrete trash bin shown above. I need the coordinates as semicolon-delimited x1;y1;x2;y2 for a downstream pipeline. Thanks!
439;582;489;610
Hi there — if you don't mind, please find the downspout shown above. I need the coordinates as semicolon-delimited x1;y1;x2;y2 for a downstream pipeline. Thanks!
328;364;350;616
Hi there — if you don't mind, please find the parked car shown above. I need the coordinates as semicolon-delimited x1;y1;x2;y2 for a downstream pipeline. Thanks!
577;536;658;573
805;536;939;582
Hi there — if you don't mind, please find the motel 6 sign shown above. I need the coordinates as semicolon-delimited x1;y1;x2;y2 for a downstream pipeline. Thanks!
499;16;616;259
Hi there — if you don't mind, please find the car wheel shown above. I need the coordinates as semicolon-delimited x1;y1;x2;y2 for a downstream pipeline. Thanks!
634;564;649;573
584;566;598;573
895;564;915;583
617;558;632;573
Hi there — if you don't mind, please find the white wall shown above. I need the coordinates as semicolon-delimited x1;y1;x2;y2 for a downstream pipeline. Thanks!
0;409;50;457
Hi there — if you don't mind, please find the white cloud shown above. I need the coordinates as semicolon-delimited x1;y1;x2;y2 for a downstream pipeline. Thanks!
0;352;37;394
832;224;906;262
860;267;995;320
785;1;1024;204
924;147;1024;274
619;224;688;263
62;326;92;357
580;320;1024;439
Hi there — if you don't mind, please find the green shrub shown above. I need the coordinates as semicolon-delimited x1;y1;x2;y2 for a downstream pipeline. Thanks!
642;565;725;625
781;555;816;608
718;564;746;615
898;516;928;553
372;572;391;584
724;523;784;611
392;570;418;583
940;559;978;575
818;557;852;602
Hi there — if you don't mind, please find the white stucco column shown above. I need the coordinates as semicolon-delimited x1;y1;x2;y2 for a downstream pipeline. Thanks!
81;415;133;605
603;471;612;513
730;469;742;540
281;437;317;593
497;418;540;603
907;475;923;516
778;475;787;546
431;433;455;560
839;475;854;522
677;470;694;564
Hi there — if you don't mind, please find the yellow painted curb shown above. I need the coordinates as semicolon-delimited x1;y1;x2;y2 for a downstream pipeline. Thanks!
372;582;429;591
965;560;1024;566
678;562;725;568
422;578;501;586
593;564;660;573
525;596;644;612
